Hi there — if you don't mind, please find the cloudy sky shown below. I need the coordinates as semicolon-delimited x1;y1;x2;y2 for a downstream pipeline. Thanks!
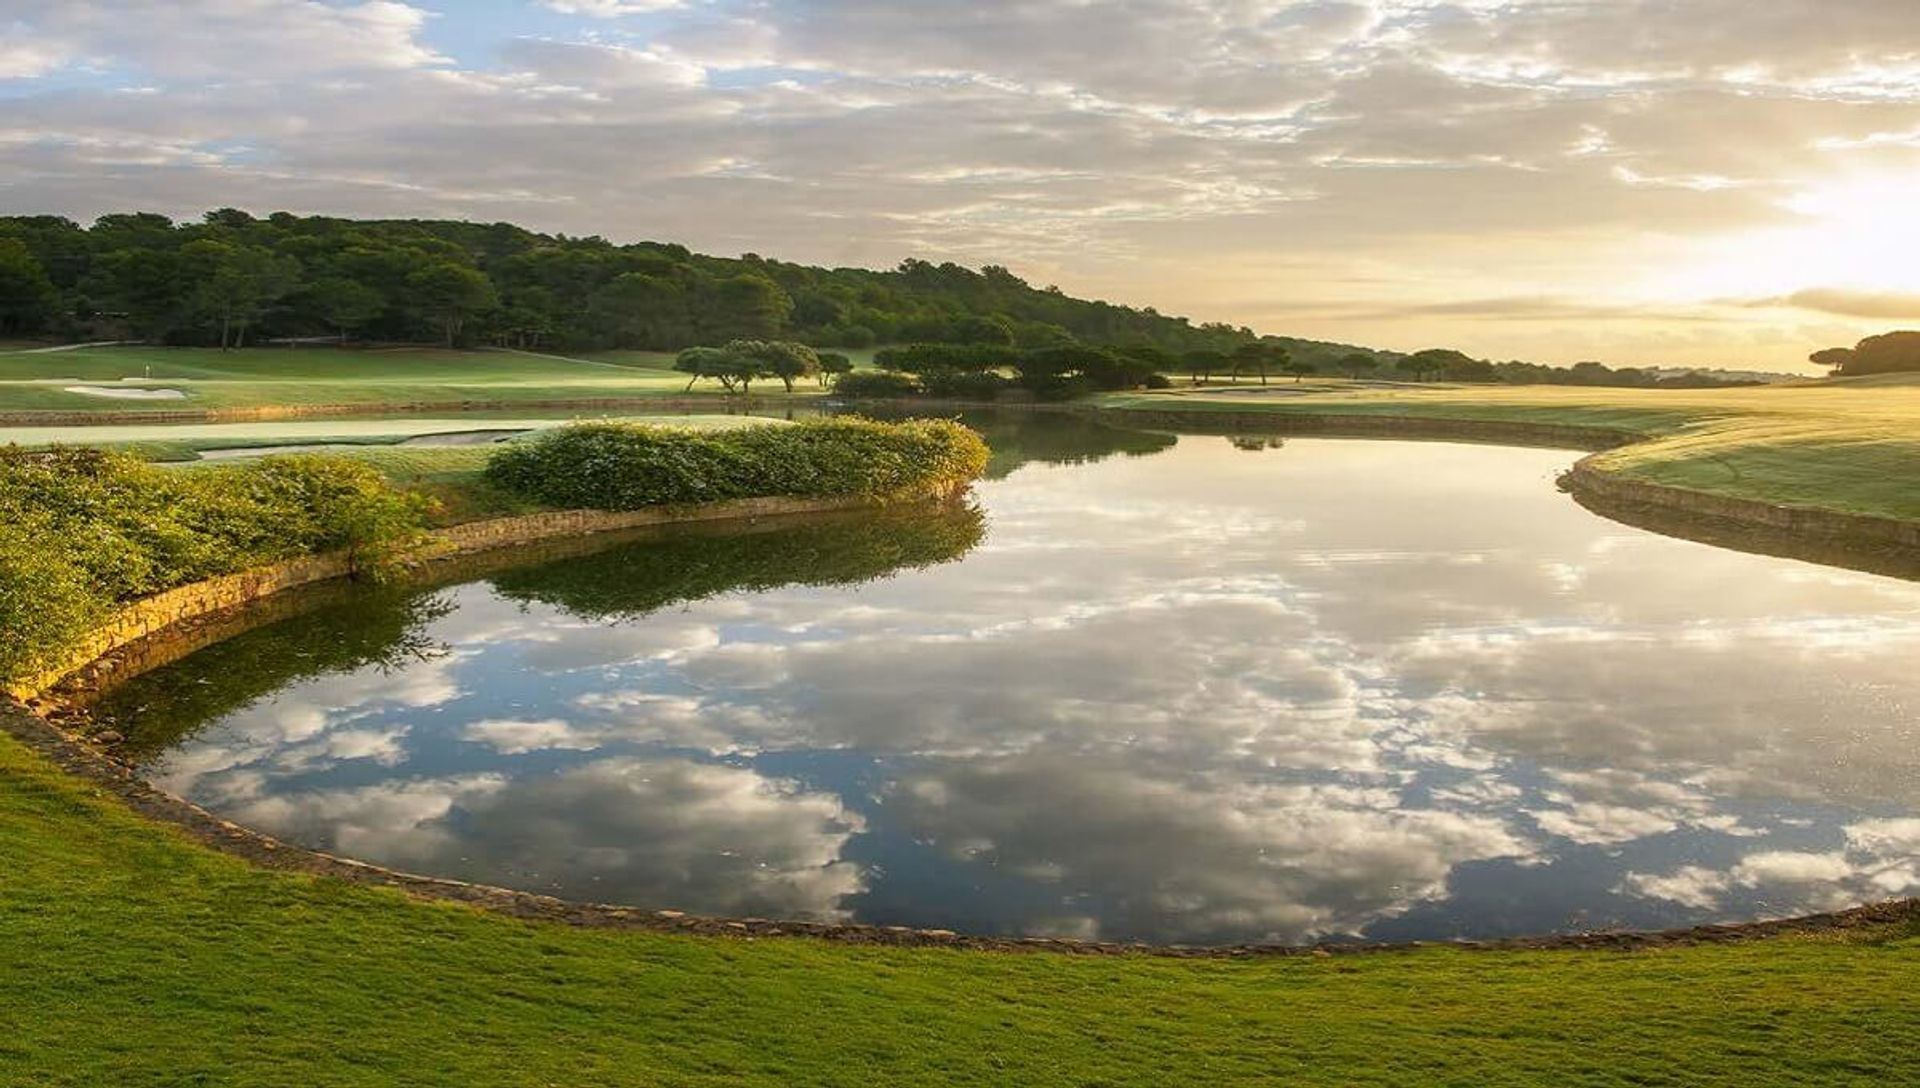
5;1;1920;369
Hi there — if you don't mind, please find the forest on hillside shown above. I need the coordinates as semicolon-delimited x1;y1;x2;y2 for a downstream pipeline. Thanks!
0;208;1301;357
0;210;1777;390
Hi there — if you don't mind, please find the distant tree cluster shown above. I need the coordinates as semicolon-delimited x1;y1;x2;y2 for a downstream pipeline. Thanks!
1811;331;1920;377
0;209;1277;355
1293;347;1761;389
674;339;824;393
859;341;1170;400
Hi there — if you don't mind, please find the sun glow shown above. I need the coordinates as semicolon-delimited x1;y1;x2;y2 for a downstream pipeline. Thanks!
1649;173;1920;304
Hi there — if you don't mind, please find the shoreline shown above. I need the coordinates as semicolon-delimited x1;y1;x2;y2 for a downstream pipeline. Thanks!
1099;403;1920;575
2;694;1914;957
3;434;1917;953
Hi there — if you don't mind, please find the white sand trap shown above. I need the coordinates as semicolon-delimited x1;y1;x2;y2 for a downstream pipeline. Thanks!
63;385;189;400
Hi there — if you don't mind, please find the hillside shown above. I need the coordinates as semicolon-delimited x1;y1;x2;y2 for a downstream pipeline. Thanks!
0;210;1388;361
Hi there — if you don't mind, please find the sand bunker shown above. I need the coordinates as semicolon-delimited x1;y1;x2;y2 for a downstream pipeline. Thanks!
64;385;189;400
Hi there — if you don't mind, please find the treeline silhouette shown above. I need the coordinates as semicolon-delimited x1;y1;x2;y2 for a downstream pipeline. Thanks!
0;208;1281;355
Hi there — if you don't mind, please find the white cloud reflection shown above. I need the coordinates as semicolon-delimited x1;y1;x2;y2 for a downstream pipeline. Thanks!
138;438;1920;941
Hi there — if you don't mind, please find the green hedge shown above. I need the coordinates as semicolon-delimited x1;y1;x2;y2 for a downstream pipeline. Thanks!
482;417;989;511
0;447;430;687
832;371;922;399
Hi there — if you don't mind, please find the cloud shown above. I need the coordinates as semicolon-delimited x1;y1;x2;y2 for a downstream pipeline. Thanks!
7;1;447;80
1757;288;1920;319
231;758;868;917
543;0;683;15
0;2;1917;364
1622;820;1920;916
889;756;1533;943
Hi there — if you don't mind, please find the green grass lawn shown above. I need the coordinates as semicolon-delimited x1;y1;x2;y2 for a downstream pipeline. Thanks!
0;345;834;414
1;725;1916;1087
1101;377;1920;521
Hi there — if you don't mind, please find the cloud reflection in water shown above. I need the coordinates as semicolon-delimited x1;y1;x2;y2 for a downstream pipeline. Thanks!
106;431;1920;944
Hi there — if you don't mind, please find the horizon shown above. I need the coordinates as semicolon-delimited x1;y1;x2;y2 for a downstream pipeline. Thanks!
7;2;1920;372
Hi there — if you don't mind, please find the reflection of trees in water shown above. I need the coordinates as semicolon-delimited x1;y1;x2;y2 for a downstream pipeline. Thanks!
967;411;1177;479
93;590;456;761
489;501;986;620
849;406;1176;479
98;501;985;755
1228;435;1287;452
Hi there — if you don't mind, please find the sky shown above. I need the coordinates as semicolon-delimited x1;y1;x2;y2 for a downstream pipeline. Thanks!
4;2;1920;370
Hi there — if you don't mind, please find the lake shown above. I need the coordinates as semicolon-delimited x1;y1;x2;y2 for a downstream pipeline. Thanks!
91;414;1920;945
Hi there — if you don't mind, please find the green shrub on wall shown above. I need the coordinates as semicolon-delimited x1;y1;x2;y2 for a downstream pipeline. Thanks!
0;447;431;688
483;417;989;512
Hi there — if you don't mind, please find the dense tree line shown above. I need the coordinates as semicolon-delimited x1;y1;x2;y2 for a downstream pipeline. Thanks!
0;209;1779;389
0;209;1280;355
829;339;1762;399
1811;331;1920;377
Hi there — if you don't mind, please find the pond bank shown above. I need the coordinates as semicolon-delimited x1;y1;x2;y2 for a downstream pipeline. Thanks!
5;489;955;703
1097;399;1920;576
1;696;1914;957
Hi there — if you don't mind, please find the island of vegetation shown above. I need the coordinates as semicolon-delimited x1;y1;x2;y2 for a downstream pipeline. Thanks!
0;417;987;694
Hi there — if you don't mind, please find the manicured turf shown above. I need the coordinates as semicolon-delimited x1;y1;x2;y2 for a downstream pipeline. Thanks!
1102;377;1920;521
0;727;1915;1087
0;346;830;413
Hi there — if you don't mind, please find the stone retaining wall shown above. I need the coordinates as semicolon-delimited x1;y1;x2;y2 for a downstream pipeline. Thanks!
1562;460;1920;550
6;490;928;701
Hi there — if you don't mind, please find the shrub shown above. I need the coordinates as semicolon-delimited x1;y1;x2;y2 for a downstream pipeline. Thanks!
832;371;921;399
920;370;1008;401
0;518;108;687
0;446;431;688
483;417;989;512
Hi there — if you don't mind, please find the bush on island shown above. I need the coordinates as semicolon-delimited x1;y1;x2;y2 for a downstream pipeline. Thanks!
0;448;431;687
483;417;988;512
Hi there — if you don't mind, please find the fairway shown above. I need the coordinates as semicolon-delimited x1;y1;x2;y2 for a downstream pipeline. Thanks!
0;412;795;455
0;346;836;415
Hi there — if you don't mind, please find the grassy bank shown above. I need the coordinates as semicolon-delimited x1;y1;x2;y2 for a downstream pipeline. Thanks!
0;345;831;416
0;723;1915;1086
1100;377;1920;522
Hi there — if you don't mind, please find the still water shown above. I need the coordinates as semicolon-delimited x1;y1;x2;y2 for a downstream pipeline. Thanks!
95;416;1920;945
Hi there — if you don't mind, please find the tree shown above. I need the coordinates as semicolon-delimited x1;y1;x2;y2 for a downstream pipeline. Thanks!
1184;349;1227;385
1403;348;1484;382
1282;358;1316;382
0;239;55;335
1810;331;1920;377
305;277;385;341
1338;352;1378;379
674;346;745;392
729;338;819;392
1232;342;1286;385
700;273;791;341
181;240;301;349
954;313;1015;346
407;261;497;348
815;351;853;388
